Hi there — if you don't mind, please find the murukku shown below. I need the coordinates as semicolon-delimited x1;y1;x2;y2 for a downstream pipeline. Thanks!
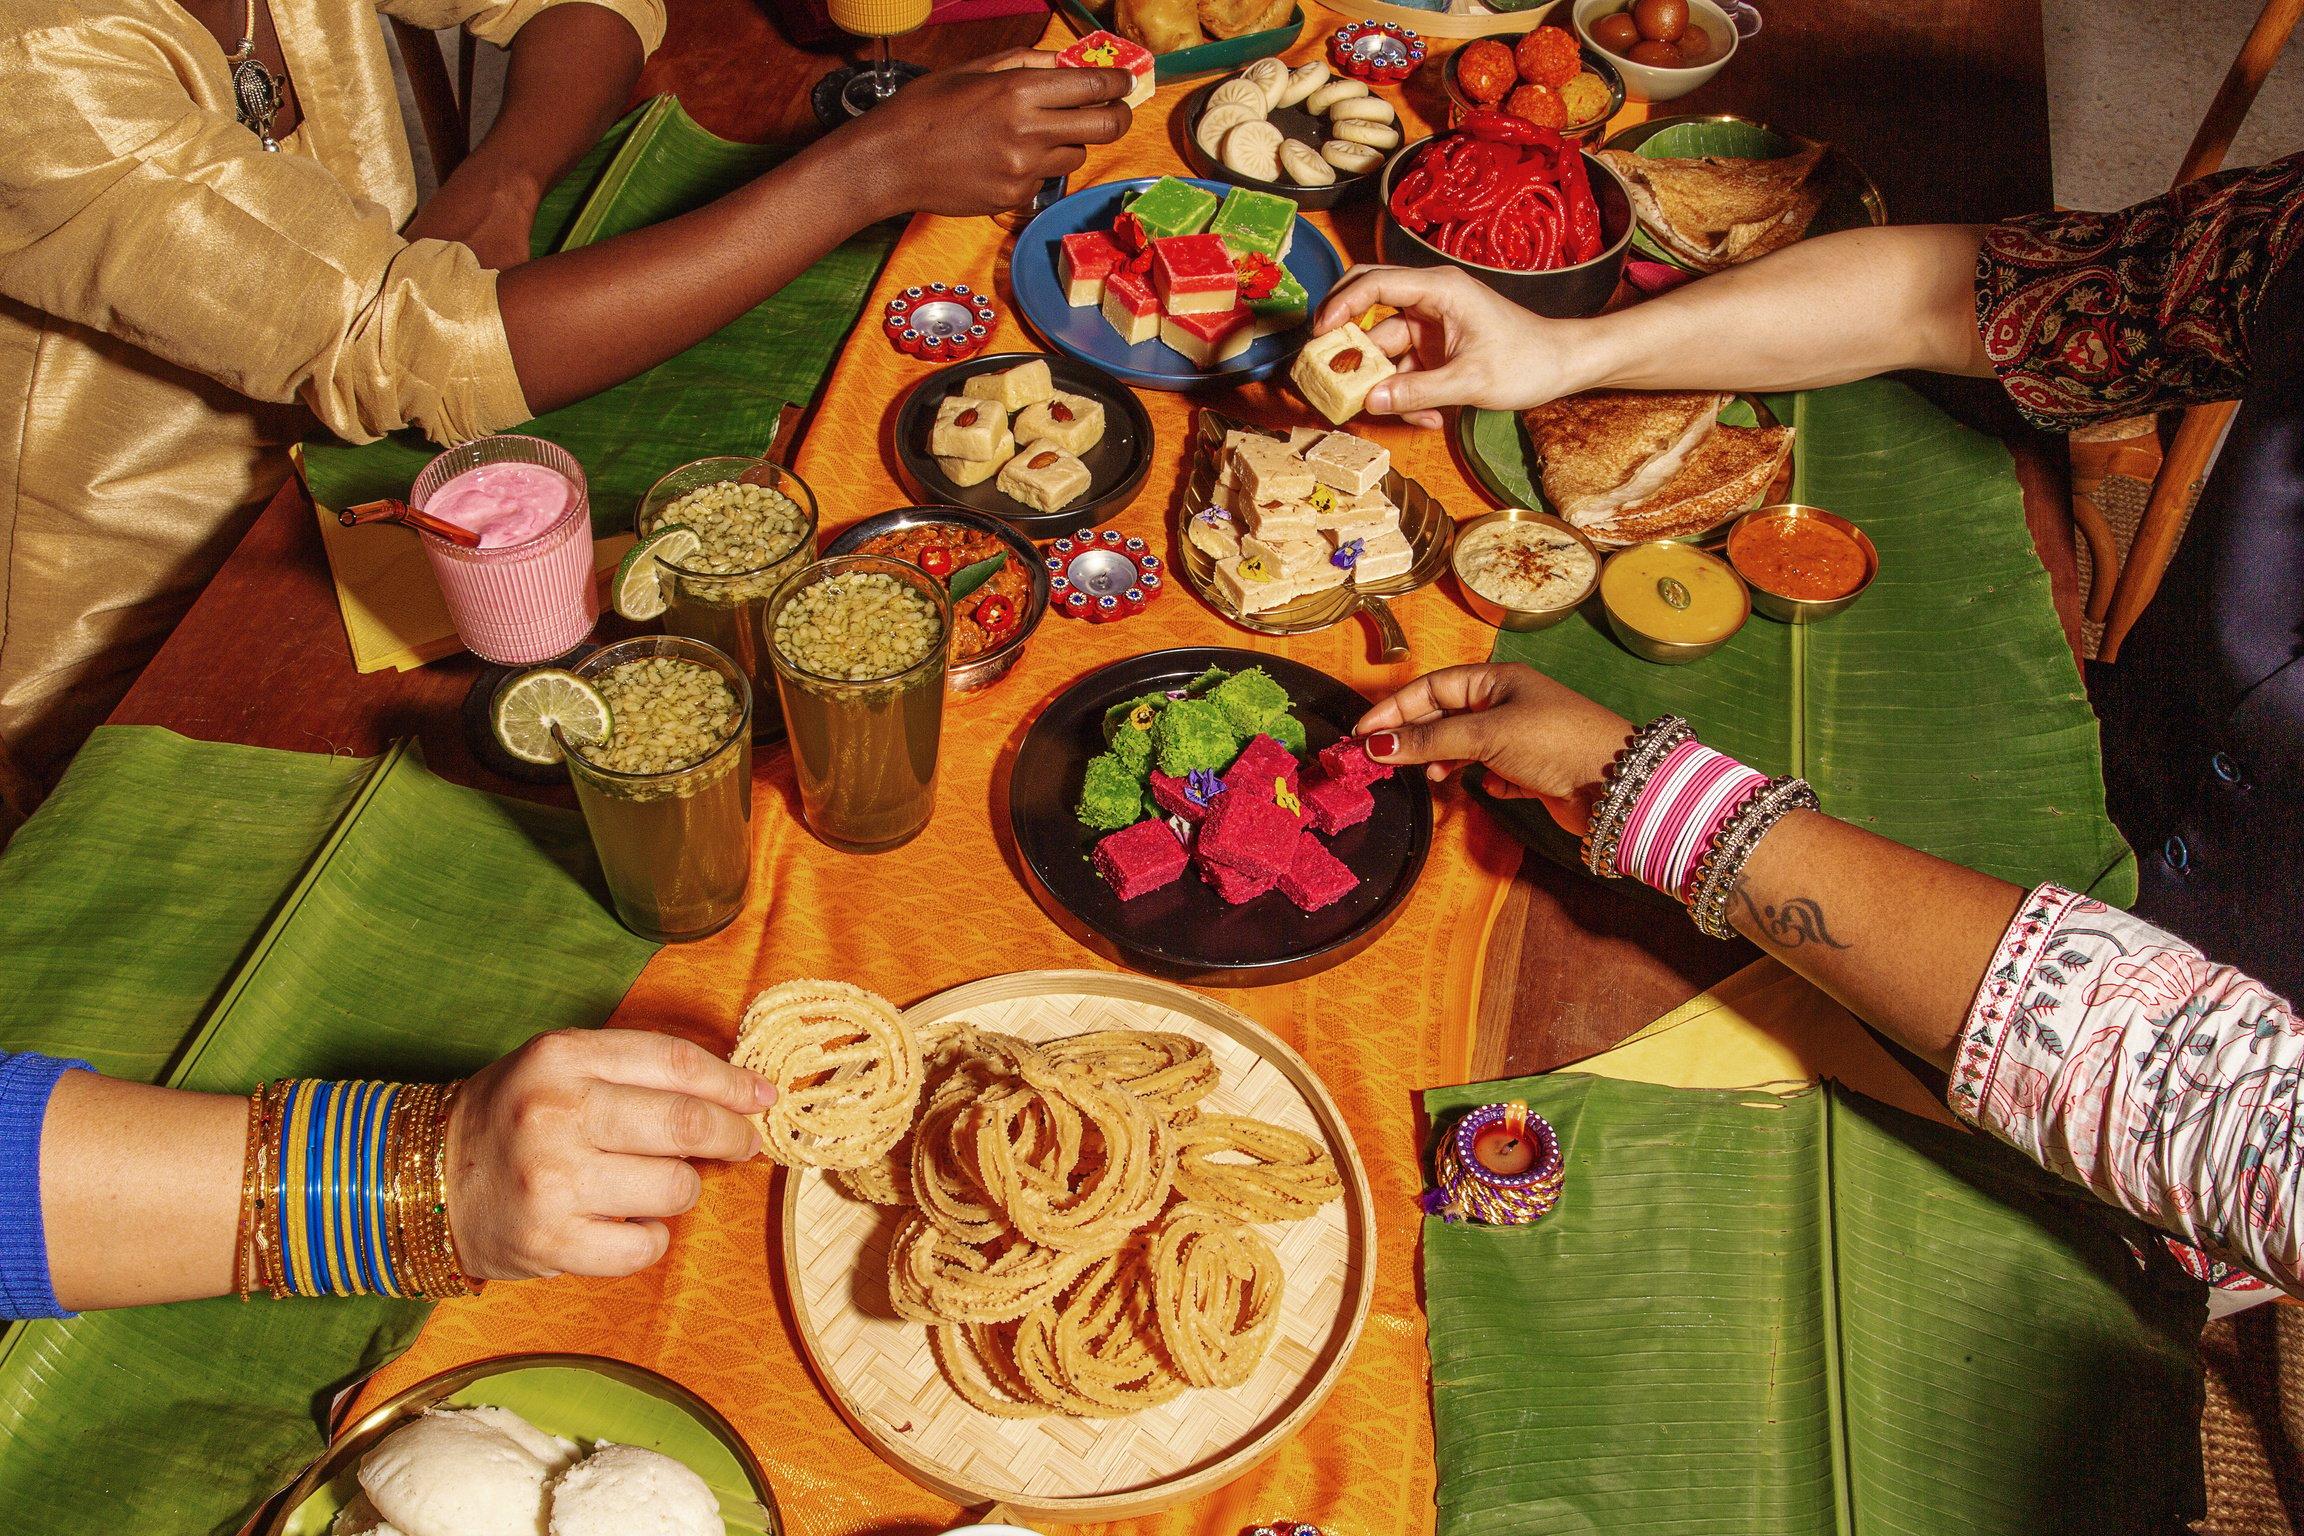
929;1321;1049;1419
1173;1113;1342;1223
1149;1202;1281;1389
733;980;921;1169
888;1214;1092;1325
1010;1241;1187;1416
972;1066;1173;1253
1041;1030;1221;1116
829;1140;912;1206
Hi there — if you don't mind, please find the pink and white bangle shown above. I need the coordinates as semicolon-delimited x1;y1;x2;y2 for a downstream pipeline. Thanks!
1613;740;1771;903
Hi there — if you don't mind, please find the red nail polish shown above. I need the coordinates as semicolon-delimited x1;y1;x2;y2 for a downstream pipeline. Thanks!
1366;732;1398;759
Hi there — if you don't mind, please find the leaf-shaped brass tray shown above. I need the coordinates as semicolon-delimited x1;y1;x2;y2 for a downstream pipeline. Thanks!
1171;409;1457;661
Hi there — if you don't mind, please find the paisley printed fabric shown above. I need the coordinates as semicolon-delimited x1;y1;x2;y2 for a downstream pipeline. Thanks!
1974;154;2304;431
1951;884;2304;1294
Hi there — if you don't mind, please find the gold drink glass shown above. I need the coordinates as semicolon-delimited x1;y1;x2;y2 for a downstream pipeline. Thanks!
767;555;950;853
560;636;755;943
637;458;819;743
823;0;933;117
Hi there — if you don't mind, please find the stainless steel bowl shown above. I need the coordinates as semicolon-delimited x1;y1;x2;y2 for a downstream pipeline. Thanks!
1451;508;1602;631
822;505;1050;697
1726;503;1879;623
1599;539;1751;663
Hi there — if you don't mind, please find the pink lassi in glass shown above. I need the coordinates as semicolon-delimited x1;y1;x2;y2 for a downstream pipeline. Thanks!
410;436;598;664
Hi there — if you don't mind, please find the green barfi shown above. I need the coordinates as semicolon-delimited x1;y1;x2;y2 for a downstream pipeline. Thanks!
1243;269;1309;329
1265;711;1307;755
1108;718;1153;774
1209;187;1298;259
1209;666;1291;734
1102;691;1170;741
1153;697;1241;776
1077;752;1146;831
1122;176;1219;240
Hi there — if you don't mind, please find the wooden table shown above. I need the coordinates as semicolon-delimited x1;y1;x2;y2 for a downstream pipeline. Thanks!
107;0;2068;1078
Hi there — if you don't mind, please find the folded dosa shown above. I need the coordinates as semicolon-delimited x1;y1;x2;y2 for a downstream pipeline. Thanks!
1595;145;1830;273
1582;423;1795;545
1522;390;1729;526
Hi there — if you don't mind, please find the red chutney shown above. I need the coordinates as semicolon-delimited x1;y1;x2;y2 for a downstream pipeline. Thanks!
1730;515;1869;601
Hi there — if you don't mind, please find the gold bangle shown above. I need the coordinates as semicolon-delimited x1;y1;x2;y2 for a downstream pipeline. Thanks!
235;1082;265;1300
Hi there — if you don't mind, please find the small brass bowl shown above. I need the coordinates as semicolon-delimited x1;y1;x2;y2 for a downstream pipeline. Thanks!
1725;503;1879;624
1599;540;1750;664
1451;509;1603;631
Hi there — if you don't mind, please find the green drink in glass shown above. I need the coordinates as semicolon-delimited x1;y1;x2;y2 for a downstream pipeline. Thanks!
637;458;819;742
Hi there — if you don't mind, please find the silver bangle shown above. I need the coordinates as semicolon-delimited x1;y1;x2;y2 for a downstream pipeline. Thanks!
1582;715;1692;880
1686;777;1820;939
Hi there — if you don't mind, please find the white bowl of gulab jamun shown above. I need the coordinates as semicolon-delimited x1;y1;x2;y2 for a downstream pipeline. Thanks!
1571;0;1736;101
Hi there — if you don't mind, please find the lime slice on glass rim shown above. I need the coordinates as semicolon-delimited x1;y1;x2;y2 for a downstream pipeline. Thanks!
612;524;703;621
491;668;612;765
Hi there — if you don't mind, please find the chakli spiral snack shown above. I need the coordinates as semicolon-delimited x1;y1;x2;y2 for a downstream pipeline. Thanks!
734;980;923;1169
1010;1240;1188;1416
929;1321;1046;1419
889;1214;1094;1325
1040;1030;1221;1116
1173;1114;1344;1222
971;1065;1175;1253
1150;1202;1282;1390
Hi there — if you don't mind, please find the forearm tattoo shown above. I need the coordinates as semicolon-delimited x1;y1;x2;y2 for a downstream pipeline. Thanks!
1734;886;1852;950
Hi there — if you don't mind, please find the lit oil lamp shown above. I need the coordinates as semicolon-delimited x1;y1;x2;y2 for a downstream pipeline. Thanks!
1423;1100;1564;1225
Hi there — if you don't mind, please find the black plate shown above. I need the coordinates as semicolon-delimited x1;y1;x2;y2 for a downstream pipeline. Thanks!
1010;647;1434;985
1177;79;1384;211
892;351;1155;538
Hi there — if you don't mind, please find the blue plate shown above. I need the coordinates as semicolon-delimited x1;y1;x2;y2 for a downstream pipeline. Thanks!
1011;177;1344;393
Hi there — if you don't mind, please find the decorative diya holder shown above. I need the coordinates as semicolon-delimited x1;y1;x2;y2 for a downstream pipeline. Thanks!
884;283;999;360
1423;1100;1565;1225
1329;18;1425;82
1046;529;1164;622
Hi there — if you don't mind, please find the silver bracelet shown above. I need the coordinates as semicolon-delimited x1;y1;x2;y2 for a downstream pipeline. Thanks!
1582;715;1692;880
1686;777;1821;939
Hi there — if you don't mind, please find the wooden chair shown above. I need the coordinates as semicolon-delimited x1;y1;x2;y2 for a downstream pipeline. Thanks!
389;18;473;181
2094;0;2304;661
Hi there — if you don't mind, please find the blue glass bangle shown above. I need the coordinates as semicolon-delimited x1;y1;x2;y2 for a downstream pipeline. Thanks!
275;1079;304;1295
356;1081;390;1296
367;1082;401;1296
330;1081;361;1296
304;1079;333;1297
347;1081;376;1295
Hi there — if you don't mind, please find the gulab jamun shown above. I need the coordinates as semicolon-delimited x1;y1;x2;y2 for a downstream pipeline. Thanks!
1589;11;1640;50
1455;38;1518;104
1632;0;1688;42
1673;21;1712;60
1628;39;1687;67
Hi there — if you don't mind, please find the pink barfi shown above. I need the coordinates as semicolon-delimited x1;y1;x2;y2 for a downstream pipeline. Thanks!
1226;734;1302;799
1196;786;1303;881
1060;230;1127;308
1199;855;1278;904
1300;773;1373;835
1278;831;1359;912
1093;818;1188;900
1101;267;1160;347
1151;234;1238;316
1318;736;1392;789
1160;305;1254;369
1055;29;1156;108
1150;769;1216;824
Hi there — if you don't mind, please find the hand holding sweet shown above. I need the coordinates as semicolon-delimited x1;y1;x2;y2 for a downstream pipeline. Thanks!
847;50;1135;220
1313;265;1592;427
1355;663;1633;831
444;1029;778;1281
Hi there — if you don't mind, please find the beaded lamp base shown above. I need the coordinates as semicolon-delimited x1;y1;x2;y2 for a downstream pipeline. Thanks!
1423;1101;1564;1225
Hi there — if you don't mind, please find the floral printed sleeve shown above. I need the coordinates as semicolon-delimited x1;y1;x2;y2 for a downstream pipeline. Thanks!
1951;885;2304;1293
1974;153;2304;432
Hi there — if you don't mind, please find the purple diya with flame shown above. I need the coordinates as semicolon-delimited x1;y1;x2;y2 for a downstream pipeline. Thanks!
1422;1100;1564;1225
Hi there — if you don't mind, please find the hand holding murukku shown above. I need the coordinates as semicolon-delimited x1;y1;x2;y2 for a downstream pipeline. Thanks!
1173;1113;1342;1223
889;1213;1092;1325
1041;1030;1221;1116
1150;1202;1281;1389
732;980;921;1169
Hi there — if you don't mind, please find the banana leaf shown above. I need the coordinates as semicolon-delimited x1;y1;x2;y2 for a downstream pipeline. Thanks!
1420;1072;2205;1536
302;96;903;535
0;728;657;1535
1475;379;2137;902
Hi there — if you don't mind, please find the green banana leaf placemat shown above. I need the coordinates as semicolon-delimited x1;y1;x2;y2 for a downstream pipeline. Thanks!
302;95;903;534
0;727;657;1535
1422;1073;2205;1536
1478;378;2136;903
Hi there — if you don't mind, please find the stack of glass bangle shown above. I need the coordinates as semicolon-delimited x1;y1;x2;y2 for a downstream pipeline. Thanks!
1424;1101;1565;1226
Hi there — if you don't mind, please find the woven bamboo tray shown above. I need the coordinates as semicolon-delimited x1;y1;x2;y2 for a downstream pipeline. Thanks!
778;970;1378;1523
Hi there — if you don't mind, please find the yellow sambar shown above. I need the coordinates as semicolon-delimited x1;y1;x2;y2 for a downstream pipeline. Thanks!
1600;541;1749;662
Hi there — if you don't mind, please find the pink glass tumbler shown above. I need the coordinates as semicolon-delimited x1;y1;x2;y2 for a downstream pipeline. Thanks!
411;435;599;665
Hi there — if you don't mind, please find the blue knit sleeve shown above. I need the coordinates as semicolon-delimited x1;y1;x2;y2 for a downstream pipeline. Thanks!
0;1051;91;1320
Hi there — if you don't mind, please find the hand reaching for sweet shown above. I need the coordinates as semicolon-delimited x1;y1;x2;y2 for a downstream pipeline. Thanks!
1354;663;1634;832
845;50;1135;220
445;1029;779;1281
1313;265;1592;427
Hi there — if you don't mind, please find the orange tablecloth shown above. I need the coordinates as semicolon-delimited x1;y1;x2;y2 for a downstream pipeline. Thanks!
355;15;1584;1532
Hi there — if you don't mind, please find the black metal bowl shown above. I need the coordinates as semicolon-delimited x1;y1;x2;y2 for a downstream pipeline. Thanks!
1176;77;1384;210
823;505;1051;697
1375;137;1634;318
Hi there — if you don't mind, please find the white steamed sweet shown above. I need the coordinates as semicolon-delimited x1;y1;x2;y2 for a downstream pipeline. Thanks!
331;1492;407;1536
358;1408;557;1536
546;1443;721;1536
1242;56;1290;109
1322;139;1384;174
1305;77;1368;113
1332;118;1400;150
1280;139;1337;186
1206;77;1268;115
1222;120;1285;182
1327;96;1395;124
1197;101;1261;158
460;1407;582;1476
1276;57;1330;108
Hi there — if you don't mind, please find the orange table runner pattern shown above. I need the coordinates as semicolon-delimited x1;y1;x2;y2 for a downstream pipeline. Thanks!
355;15;1568;1534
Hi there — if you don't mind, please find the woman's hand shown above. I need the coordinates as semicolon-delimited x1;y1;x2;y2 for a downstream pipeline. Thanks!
1312;265;1599;427
445;1029;778;1281
1355;663;1633;832
842;51;1134;221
